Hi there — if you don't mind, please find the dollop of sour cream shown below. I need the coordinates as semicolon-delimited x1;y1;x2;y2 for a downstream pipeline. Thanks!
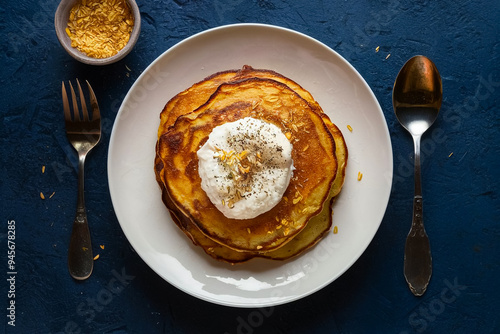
197;117;294;219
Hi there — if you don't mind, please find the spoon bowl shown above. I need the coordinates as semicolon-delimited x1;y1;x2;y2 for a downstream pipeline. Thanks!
393;55;442;296
393;56;442;110
394;56;442;135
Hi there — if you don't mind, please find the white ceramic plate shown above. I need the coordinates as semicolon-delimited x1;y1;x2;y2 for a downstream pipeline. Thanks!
108;24;393;308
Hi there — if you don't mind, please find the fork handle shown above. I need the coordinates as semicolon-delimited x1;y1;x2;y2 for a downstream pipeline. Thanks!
68;210;94;280
68;153;94;280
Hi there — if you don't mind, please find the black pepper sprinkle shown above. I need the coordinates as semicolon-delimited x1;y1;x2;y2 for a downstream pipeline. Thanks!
206;118;292;209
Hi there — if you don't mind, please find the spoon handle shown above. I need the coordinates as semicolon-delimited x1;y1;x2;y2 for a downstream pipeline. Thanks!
404;135;432;296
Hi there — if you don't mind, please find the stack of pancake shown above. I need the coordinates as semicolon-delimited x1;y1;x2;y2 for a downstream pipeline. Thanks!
155;66;347;264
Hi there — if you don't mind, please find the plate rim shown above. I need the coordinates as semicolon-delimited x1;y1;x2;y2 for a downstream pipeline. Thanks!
108;23;393;308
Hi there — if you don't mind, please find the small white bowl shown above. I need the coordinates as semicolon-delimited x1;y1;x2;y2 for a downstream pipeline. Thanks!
54;0;141;65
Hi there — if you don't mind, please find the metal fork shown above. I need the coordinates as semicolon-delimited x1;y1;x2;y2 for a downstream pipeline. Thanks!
62;79;101;280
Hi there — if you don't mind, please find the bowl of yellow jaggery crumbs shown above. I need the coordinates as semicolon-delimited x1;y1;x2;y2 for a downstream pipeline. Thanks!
55;0;141;65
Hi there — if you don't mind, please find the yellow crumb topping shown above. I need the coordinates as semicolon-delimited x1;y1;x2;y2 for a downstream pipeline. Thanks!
213;146;263;208
66;0;134;59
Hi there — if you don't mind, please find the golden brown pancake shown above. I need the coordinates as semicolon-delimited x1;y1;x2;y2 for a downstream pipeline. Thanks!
157;65;320;135
157;78;337;252
155;65;321;187
263;121;347;260
155;66;348;262
158;121;347;263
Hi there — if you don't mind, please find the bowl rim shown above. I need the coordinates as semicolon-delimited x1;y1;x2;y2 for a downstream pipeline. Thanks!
54;0;141;66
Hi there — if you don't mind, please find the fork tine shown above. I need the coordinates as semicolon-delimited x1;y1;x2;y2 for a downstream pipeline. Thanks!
62;82;72;123
86;80;100;122
76;79;90;122
69;81;80;122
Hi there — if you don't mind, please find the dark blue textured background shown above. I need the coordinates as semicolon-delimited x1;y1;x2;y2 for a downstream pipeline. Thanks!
1;0;499;333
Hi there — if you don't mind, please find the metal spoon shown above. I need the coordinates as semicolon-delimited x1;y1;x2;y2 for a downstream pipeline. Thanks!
393;55;442;296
